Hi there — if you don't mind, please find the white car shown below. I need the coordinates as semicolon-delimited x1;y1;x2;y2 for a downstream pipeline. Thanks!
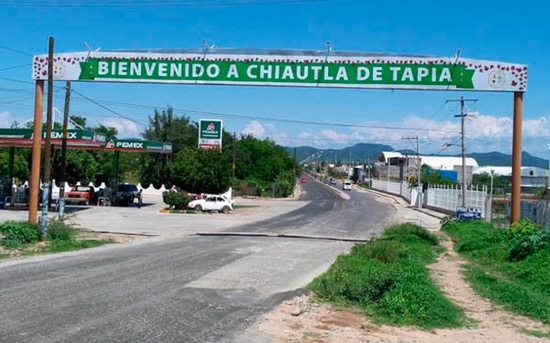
343;180;352;191
188;195;234;214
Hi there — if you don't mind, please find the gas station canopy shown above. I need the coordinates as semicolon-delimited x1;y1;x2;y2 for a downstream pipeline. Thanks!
0;128;172;153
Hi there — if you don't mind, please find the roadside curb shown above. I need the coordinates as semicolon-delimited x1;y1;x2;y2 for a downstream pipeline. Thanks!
361;187;447;225
195;231;371;243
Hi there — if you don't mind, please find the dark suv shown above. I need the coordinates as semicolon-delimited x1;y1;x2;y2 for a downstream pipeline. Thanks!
116;184;141;206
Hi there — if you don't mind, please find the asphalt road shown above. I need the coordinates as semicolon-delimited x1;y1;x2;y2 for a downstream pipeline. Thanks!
234;175;396;240
0;177;397;343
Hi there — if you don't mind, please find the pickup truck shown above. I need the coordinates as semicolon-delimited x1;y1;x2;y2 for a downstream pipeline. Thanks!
65;185;96;205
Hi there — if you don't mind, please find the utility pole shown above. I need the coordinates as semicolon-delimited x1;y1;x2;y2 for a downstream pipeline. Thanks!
58;81;71;218
232;132;236;179
40;36;55;240
402;136;421;208
293;147;297;178
446;96;477;208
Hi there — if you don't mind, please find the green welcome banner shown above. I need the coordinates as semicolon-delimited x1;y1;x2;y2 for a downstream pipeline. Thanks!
78;58;475;89
32;50;528;92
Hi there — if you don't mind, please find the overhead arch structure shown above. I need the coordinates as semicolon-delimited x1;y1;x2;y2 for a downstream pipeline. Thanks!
30;47;527;223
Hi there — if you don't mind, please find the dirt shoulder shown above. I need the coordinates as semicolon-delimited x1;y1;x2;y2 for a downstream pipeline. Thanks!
249;233;550;343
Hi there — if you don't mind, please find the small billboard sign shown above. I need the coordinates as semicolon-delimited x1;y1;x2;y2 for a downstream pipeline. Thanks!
456;207;482;221
198;119;223;150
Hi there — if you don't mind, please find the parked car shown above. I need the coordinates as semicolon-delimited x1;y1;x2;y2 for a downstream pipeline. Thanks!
329;178;337;186
115;184;142;206
300;177;308;183
342;180;352;191
188;194;234;213
65;185;96;205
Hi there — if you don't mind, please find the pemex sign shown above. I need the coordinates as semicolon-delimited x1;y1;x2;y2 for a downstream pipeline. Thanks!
104;139;173;153
32;50;527;92
198;119;223;149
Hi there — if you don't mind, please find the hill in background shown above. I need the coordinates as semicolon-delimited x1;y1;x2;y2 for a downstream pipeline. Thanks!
286;144;548;168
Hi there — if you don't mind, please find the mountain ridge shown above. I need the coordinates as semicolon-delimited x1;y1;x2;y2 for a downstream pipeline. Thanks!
286;144;548;168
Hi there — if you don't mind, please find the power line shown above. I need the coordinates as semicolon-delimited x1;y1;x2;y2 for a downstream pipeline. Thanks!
0;0;331;8
71;89;148;127
70;92;460;133
0;95;34;104
0;44;33;57
0;76;35;85
0;63;32;72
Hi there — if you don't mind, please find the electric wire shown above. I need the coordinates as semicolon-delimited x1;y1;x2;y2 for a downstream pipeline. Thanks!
0;64;32;72
70;91;460;133
0;0;333;8
0;45;33;57
71;89;148;127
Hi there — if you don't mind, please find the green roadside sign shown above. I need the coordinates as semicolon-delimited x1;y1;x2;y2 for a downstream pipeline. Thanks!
104;139;173;153
0;128;106;143
198;119;223;149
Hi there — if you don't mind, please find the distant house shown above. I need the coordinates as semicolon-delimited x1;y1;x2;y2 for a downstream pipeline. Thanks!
474;166;548;193
377;152;479;185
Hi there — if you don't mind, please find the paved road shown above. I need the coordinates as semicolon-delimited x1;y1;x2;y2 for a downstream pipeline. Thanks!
0;177;401;343
234;175;396;240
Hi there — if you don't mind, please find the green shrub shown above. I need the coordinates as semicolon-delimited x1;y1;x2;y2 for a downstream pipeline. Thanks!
309;255;397;305
443;221;505;254
508;230;550;261
440;215;457;228
0;221;40;245
162;190;190;210
382;223;439;246
466;265;550;323
273;171;295;197
308;223;466;329
47;219;77;241
356;240;407;263
508;219;540;241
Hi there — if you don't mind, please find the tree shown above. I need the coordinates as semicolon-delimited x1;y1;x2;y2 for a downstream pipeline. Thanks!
69;115;87;129
172;147;231;194
51;150;99;185
472;172;511;191
0;149;30;181
235;135;295;183
140;107;198;185
93;125;118;140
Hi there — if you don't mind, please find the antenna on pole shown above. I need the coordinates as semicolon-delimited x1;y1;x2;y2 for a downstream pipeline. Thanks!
316;41;332;87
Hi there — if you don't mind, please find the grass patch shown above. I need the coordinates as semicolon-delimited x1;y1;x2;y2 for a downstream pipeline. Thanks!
0;219;116;259
520;328;550;339
465;265;550;322
307;223;466;329
443;220;550;323
28;239;115;255
233;204;259;209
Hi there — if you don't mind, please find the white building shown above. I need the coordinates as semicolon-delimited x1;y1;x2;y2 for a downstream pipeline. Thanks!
377;151;478;184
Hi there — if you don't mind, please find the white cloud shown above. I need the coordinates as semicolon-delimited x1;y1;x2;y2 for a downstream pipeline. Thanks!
0;111;13;126
242;120;265;138
284;113;550;157
102;117;140;138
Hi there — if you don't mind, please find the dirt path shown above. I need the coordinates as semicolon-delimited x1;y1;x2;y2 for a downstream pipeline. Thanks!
250;234;550;343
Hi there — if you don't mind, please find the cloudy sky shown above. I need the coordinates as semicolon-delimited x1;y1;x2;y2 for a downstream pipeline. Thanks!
1;0;549;158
